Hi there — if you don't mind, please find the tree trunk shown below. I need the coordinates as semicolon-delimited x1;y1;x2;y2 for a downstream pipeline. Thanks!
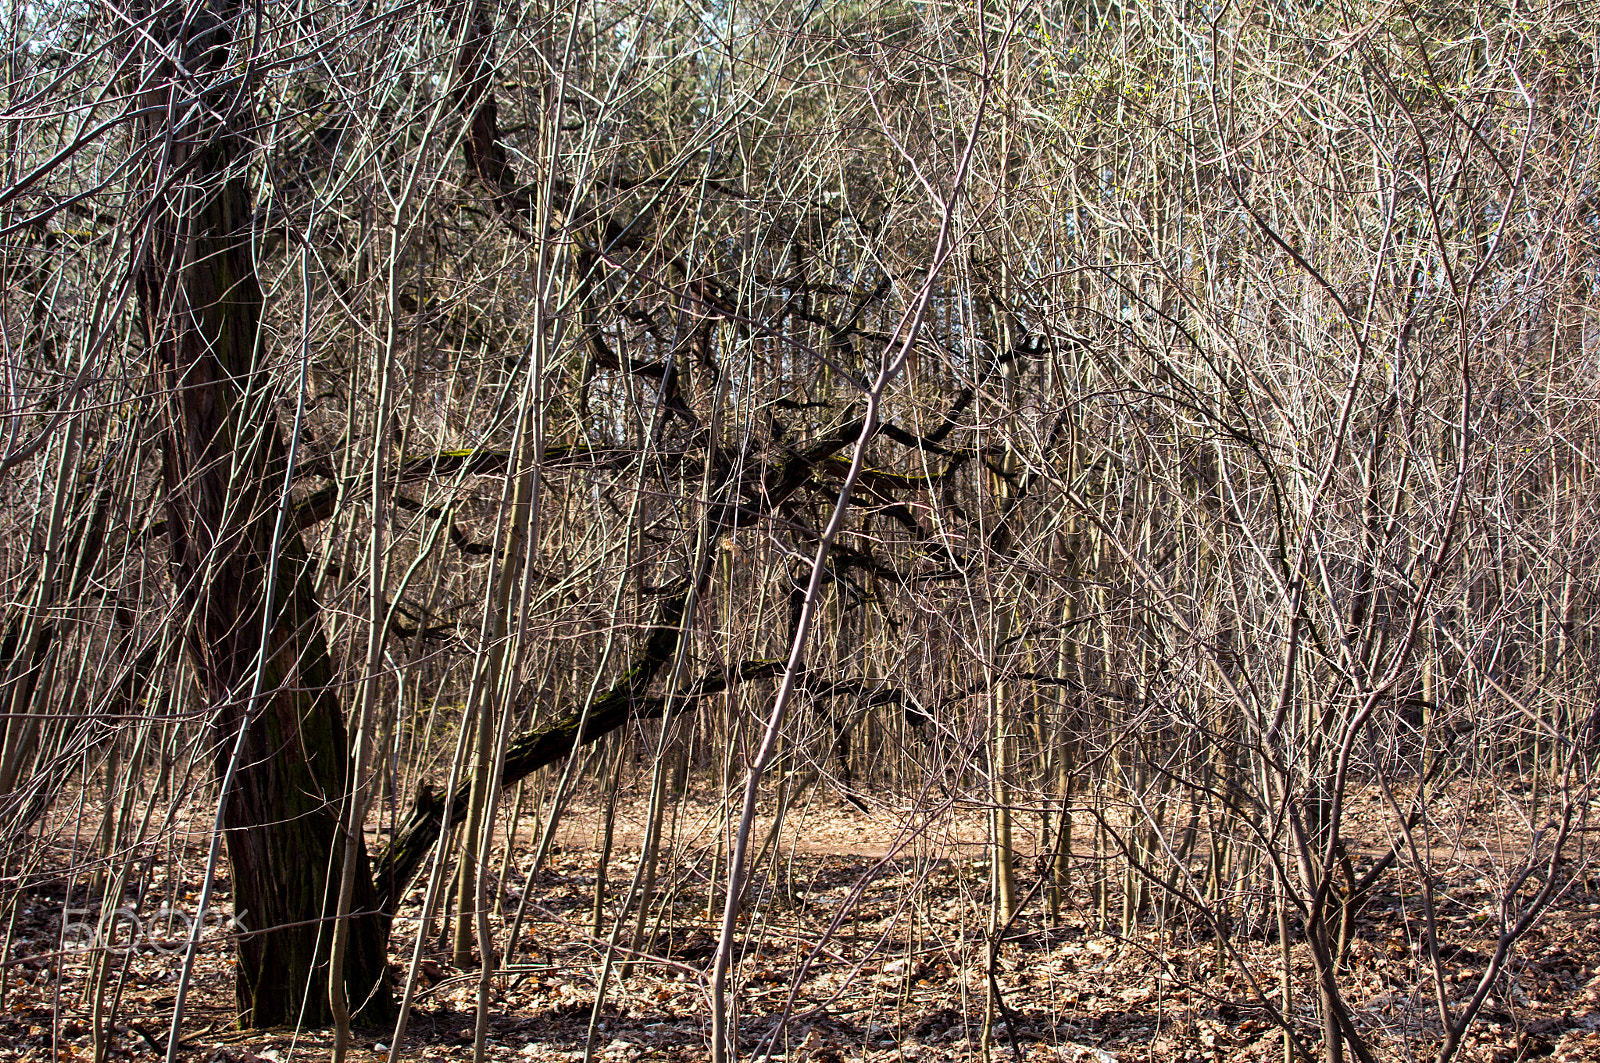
131;0;390;1028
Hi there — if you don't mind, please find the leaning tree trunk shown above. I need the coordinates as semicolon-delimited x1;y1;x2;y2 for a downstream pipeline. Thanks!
131;0;390;1028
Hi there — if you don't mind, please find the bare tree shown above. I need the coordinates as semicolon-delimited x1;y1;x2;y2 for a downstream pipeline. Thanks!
1;3;1596;1063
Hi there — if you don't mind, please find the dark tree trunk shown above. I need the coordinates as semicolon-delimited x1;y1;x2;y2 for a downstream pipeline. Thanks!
131;0;391;1028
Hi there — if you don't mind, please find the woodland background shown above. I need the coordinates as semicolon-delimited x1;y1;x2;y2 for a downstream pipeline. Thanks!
1;2;1598;1063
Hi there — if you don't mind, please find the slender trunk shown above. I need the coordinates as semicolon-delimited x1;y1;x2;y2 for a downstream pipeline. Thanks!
619;740;669;982
592;746;623;937
455;712;490;967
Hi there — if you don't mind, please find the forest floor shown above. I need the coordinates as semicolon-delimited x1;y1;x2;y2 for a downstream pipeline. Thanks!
3;781;1599;1063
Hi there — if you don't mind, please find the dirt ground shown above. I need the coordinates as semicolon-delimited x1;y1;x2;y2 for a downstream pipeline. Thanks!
3;781;1598;1063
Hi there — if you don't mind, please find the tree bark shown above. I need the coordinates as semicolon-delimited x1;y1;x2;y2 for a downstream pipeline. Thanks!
131;0;390;1028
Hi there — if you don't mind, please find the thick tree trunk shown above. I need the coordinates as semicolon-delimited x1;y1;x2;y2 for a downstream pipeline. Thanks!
131;0;390;1028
